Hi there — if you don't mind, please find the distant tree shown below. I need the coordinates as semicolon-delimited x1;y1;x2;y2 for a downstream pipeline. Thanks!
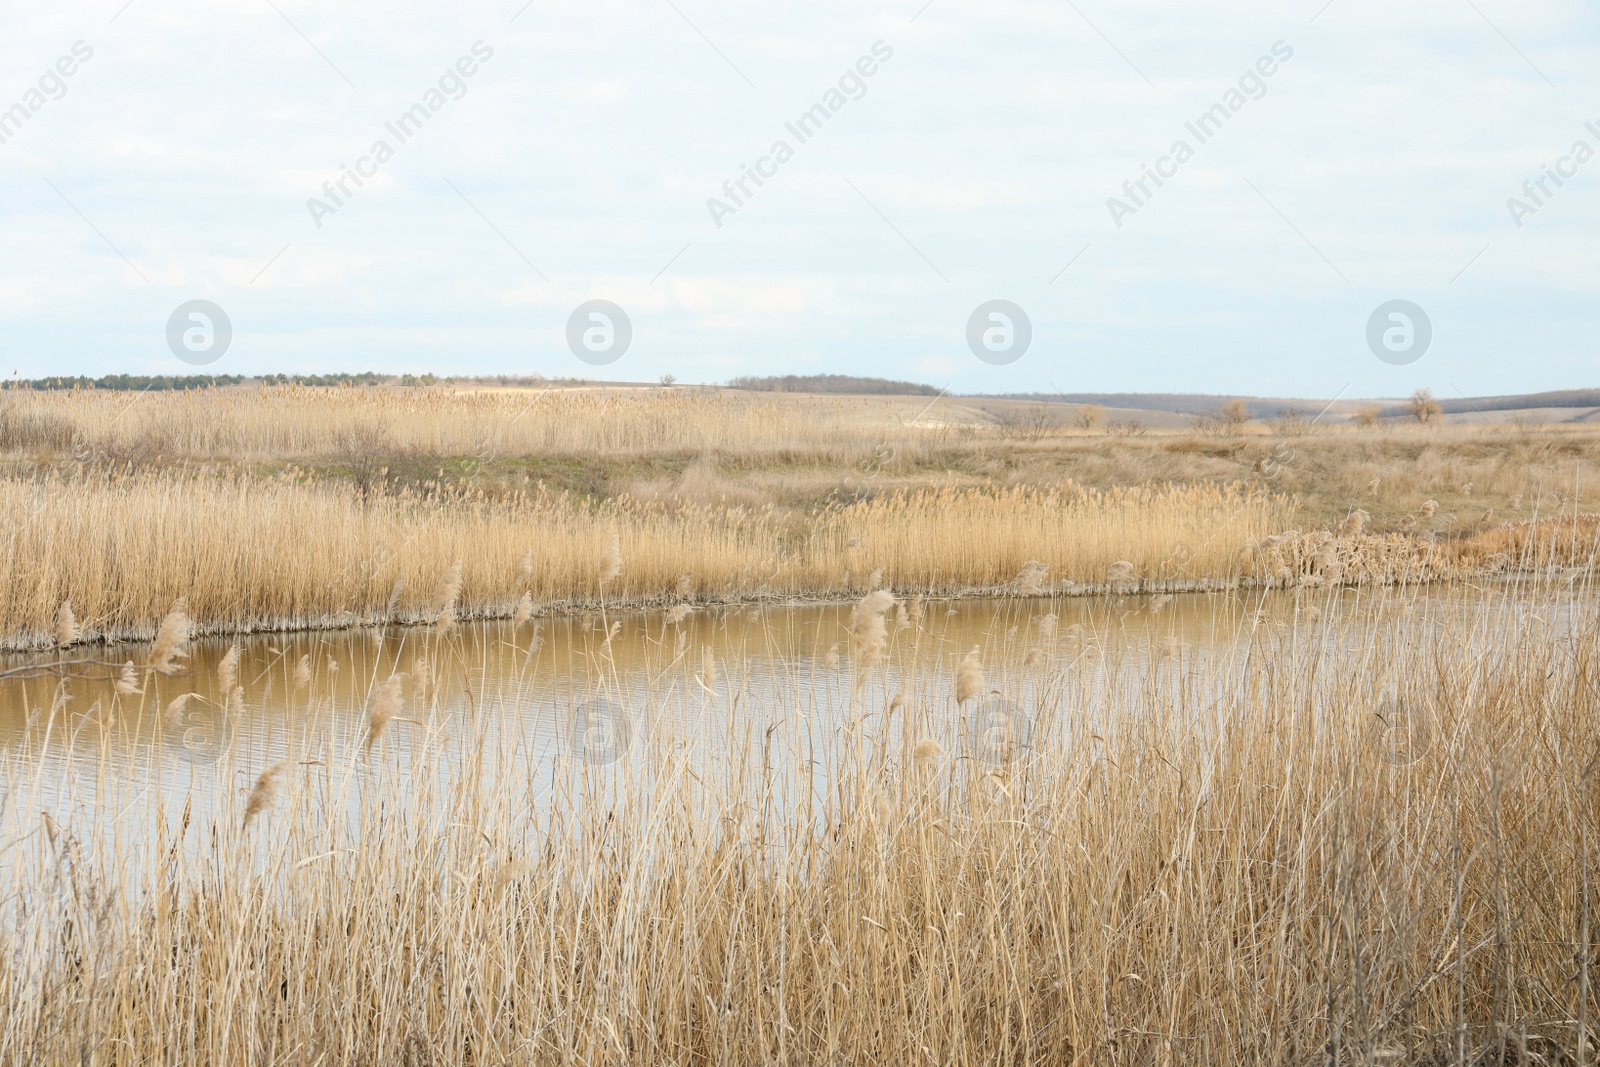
1218;399;1251;429
727;374;940;397
16;374;245;391
1407;388;1442;424
659;374;677;387
994;403;1055;442
1189;399;1251;437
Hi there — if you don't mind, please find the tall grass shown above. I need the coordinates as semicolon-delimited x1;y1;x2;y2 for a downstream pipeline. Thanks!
0;471;1292;648
0;582;1595;1064
0;385;958;463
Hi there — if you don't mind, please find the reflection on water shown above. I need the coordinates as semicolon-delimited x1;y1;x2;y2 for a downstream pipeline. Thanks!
0;582;1581;837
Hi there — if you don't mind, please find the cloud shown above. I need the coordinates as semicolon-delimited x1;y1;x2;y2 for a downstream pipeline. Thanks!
0;0;1594;392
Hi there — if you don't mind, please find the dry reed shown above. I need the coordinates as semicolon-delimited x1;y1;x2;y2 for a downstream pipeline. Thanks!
0;582;1595;1064
0;472;1291;648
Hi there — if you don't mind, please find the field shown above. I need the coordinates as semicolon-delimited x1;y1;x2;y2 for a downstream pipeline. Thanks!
1;384;1598;648
2;383;1599;1066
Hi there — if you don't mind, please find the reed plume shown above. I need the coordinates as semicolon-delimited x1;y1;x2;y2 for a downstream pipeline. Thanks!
54;602;78;648
385;578;406;617
291;654;311;691
1013;560;1048;596
366;675;404;751
433;561;463;635
599;533;622;584
243;759;290;825
217;645;239;693
148;599;190;675
164;693;192;725
955;645;983;704
851;589;896;679
1340;509;1369;536
114;661;140;696
513;592;535;627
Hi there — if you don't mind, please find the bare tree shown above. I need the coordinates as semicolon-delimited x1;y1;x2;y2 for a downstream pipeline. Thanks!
995;404;1055;442
1190;399;1251;437
1407;388;1442;425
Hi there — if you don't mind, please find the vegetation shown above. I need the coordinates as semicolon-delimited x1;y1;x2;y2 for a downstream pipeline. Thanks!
0;385;1596;646
255;372;387;388
1409;388;1444;424
1;381;1598;1064
0;577;1596;1063
5;372;397;392
0;472;1288;648
8;373;248;391
727;373;943;396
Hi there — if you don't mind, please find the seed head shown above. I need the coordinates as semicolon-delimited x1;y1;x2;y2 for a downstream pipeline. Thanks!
955;646;984;705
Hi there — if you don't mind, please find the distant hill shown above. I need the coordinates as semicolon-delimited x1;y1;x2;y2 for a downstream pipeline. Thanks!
994;389;1600;419
990;393;1323;418
728;374;943;397
1424;389;1600;415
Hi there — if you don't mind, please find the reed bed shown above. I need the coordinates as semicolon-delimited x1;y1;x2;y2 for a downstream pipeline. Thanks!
0;471;1292;648
0;581;1595;1064
0;385;958;464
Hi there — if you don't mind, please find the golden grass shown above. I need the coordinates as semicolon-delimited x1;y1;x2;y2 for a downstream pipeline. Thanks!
0;471;1291;648
5;385;1599;650
0;384;957;463
1;583;1596;1064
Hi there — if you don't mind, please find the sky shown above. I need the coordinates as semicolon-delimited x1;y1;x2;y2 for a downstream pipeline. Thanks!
0;0;1596;398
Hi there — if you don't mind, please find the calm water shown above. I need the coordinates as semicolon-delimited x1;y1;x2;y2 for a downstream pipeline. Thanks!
0;582;1583;844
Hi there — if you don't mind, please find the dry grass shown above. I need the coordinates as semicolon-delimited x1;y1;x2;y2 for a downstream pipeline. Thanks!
0;385;959;464
3;385;1599;647
1;582;1596;1064
0;471;1291;648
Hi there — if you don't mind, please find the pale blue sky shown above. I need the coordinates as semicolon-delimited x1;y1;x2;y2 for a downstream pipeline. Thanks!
1;0;1596;397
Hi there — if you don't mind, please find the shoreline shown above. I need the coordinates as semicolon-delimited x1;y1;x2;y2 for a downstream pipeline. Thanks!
2;565;1570;661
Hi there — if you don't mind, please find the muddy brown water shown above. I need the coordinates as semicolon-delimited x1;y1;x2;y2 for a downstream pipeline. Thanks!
0;582;1585;851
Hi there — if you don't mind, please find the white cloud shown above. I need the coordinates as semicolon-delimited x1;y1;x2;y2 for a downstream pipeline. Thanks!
0;0;1594;393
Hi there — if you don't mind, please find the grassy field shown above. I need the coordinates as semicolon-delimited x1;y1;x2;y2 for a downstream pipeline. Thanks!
1;383;1598;646
0;580;1595;1064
